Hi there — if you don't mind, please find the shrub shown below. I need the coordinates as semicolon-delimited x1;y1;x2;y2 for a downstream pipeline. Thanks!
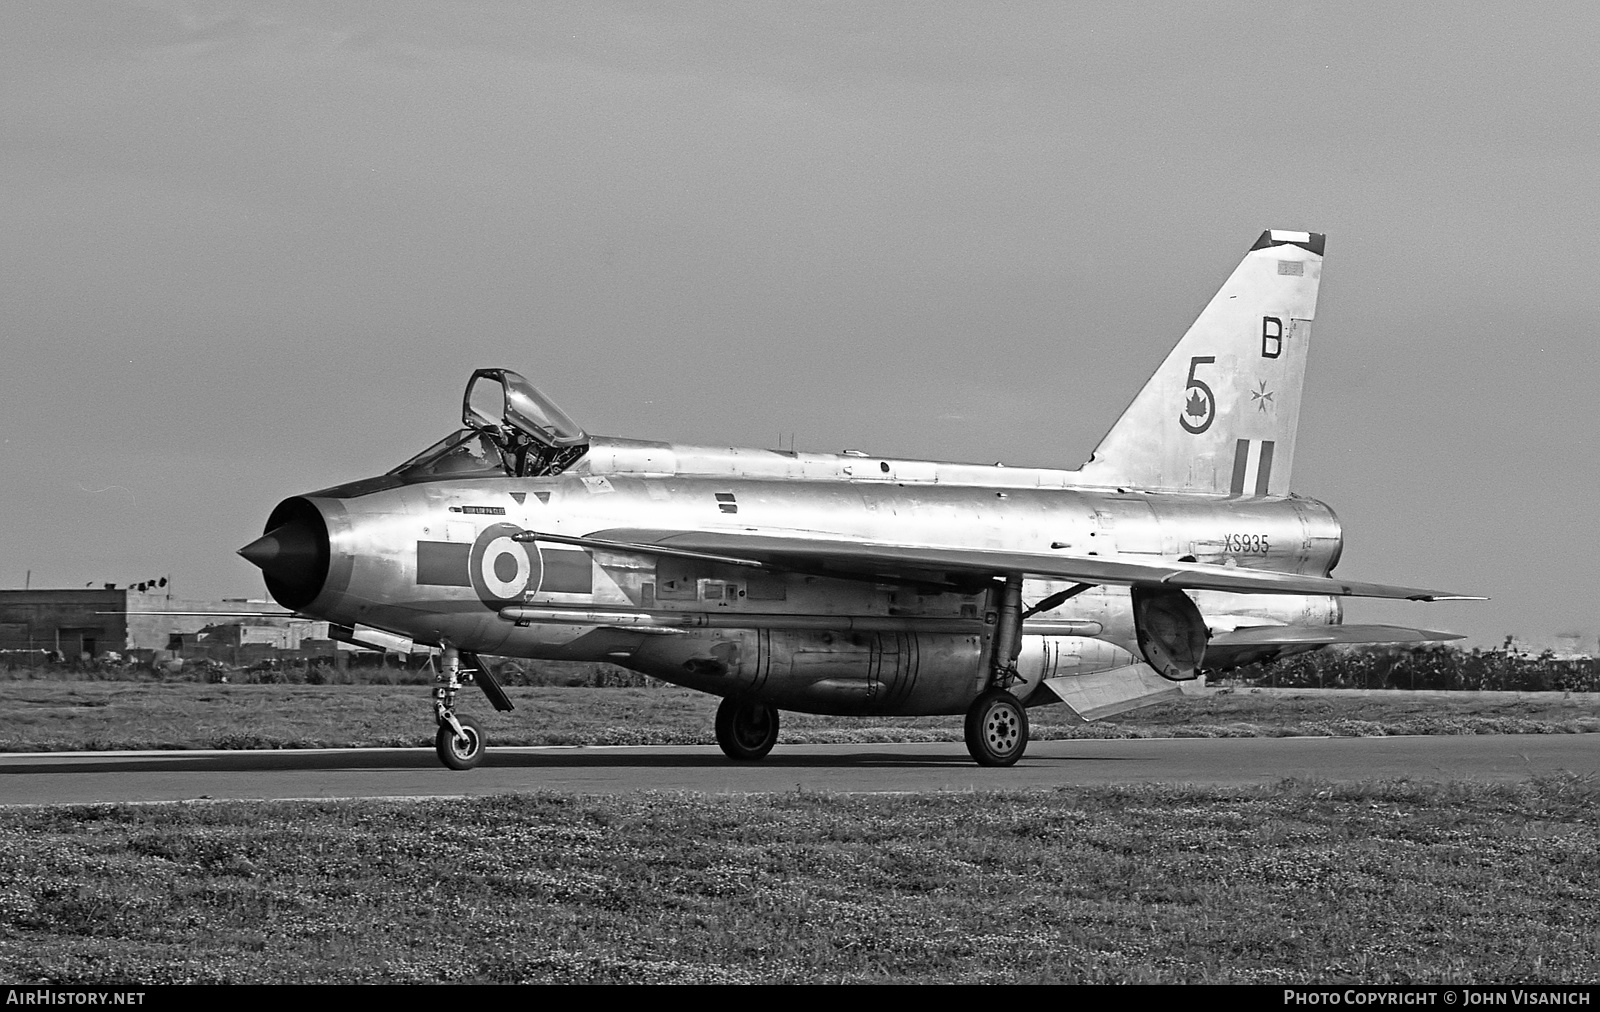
1232;645;1600;692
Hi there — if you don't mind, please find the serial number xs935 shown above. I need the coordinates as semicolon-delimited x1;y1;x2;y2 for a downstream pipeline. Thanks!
1223;533;1271;554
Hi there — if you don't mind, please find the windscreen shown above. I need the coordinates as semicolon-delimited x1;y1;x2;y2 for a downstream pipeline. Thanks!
389;430;513;482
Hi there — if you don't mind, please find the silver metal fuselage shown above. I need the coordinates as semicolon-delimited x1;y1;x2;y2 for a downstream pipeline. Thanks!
281;437;1343;716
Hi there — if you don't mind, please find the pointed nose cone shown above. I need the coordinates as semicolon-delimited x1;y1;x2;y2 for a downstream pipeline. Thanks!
238;531;282;570
239;522;321;588
245;497;335;612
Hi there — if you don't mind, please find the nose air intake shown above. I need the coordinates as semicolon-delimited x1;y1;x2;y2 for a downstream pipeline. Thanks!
239;497;331;610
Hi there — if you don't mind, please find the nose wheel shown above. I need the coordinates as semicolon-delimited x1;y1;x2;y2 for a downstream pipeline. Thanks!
436;717;484;770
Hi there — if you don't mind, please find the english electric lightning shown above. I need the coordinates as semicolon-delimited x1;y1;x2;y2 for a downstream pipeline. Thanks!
241;230;1476;769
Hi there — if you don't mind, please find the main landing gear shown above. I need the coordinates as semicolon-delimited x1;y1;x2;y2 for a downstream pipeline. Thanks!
432;646;515;770
715;697;780;760
962;574;1031;767
964;689;1029;767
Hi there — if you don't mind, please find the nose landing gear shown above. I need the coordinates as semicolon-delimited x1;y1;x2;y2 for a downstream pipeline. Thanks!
436;717;484;770
432;646;514;770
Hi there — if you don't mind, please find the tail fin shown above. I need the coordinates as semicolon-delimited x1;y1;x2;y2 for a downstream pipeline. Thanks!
1075;230;1323;495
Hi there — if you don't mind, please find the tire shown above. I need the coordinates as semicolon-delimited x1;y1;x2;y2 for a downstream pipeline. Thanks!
715;697;780;761
964;690;1029;767
435;717;485;771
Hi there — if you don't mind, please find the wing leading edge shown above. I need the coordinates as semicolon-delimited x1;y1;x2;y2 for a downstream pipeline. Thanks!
1210;623;1463;647
518;529;1482;602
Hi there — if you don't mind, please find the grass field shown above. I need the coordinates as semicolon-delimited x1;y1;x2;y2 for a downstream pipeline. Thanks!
1;780;1594;984
4;681;1598;753
7;683;1597;984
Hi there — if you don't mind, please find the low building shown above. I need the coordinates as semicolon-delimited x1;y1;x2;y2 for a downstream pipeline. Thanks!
0;586;327;662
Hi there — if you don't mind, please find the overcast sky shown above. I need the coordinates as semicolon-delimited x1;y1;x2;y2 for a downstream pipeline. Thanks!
2;1;1595;648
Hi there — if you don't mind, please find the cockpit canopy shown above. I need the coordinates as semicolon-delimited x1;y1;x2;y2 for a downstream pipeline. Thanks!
389;369;589;482
463;368;588;449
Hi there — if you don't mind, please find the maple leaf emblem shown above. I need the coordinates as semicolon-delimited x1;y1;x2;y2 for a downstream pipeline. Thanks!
1185;390;1209;418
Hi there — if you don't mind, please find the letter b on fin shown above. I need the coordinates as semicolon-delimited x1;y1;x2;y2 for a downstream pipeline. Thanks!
1262;317;1282;359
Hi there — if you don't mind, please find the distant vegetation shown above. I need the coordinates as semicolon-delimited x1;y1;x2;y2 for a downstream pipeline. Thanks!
1230;645;1600;693
0;653;651;688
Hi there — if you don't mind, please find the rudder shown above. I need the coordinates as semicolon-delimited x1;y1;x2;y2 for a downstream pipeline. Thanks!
1075;229;1323;495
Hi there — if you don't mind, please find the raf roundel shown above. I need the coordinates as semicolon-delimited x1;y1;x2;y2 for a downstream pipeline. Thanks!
470;522;542;608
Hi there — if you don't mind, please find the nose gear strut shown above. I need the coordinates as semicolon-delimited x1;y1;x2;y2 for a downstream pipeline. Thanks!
432;646;515;770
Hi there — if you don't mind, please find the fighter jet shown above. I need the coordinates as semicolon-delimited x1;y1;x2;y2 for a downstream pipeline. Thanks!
240;229;1476;770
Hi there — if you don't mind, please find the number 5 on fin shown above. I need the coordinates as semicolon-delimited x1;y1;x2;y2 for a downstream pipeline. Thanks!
1179;356;1215;434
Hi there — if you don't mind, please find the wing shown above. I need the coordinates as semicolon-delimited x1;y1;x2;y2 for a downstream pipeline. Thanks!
518;529;1482;602
1209;623;1463;647
1202;622;1463;671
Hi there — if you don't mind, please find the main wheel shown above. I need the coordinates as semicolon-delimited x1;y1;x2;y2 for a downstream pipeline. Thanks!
435;717;485;771
964;690;1029;767
715;697;780;761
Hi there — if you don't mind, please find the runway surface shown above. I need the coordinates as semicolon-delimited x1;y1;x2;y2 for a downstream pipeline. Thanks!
1;734;1595;805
